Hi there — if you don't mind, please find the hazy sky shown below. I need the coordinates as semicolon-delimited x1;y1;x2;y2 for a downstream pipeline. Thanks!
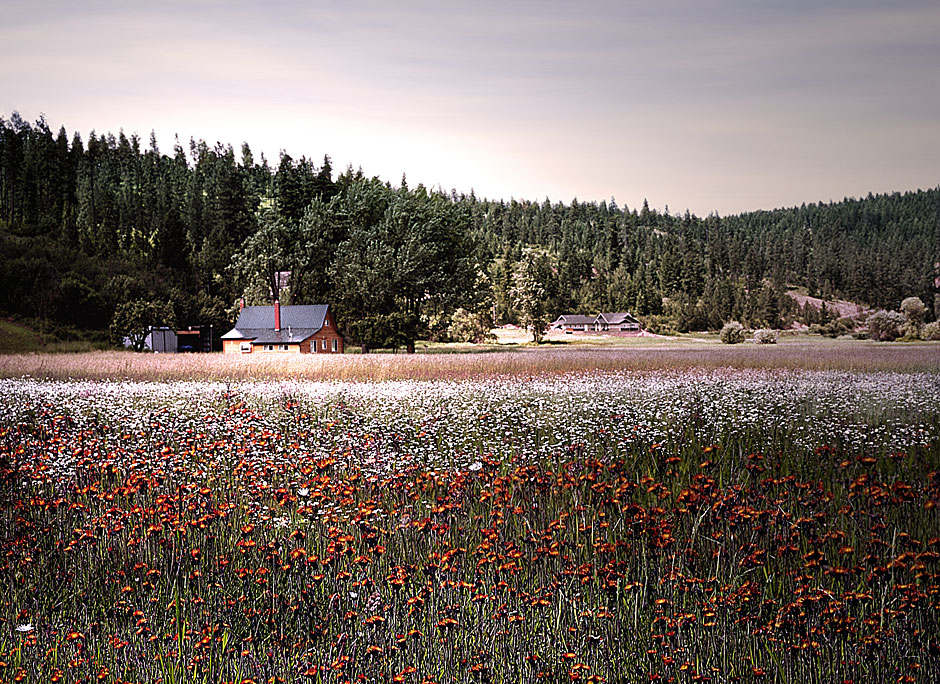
2;0;938;215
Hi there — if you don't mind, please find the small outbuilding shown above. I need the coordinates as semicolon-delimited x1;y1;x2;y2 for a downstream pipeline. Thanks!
221;302;344;354
144;325;214;352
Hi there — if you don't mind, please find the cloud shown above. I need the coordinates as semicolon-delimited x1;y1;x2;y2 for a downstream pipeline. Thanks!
2;0;938;214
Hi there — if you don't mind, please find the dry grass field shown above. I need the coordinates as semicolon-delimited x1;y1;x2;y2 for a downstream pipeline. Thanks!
0;339;937;382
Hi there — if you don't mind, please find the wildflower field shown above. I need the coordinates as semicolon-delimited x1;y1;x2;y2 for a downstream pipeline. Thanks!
1;370;939;683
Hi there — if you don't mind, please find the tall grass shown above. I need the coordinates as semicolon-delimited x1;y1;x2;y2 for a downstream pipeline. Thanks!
0;342;938;382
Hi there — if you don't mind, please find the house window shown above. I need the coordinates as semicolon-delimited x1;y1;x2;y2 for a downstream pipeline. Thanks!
321;339;327;351
240;342;251;353
279;344;290;351
324;319;329;327
331;339;338;352
263;344;274;351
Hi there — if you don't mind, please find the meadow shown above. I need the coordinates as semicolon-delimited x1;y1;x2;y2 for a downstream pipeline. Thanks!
0;364;939;683
0;337;938;383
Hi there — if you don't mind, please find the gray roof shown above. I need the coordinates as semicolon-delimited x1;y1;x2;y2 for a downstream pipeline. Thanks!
221;305;330;343
552;314;596;325
596;312;639;325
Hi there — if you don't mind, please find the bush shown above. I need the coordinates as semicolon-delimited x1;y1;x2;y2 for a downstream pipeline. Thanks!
447;308;496;344
810;316;855;338
640;315;678;336
753;329;778;344
866;310;905;342
898;297;928;340
923;320;940;341
900;296;928;325
720;321;746;344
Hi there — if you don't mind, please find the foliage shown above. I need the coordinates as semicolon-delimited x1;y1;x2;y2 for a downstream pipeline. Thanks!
109;298;175;351
344;311;418;352
447;307;496;343
810;316;857;338
2;111;939;346
228;208;292;304
509;248;554;343
922;320;940;341
312;180;476;351
901;295;928;324
752;328;778;344
719;321;746;344
900;295;928;339
639;314;677;336
866;309;905;342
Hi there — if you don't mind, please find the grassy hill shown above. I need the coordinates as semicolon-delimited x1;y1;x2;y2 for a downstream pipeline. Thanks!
0;318;111;354
0;319;41;353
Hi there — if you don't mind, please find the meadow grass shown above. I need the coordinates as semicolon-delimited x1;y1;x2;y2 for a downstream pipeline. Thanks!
0;339;938;383
0;372;938;683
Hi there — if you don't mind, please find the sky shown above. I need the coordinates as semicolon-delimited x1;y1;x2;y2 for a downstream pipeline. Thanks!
2;0;939;216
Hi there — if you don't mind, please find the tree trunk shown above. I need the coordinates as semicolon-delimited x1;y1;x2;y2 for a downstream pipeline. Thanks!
361;344;369;354
406;341;415;354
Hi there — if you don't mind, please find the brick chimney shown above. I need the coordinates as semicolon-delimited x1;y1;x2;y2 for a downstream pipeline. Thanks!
239;297;244;311
274;300;281;331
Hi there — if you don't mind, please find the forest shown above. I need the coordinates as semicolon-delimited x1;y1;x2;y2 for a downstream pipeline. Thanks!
1;112;938;349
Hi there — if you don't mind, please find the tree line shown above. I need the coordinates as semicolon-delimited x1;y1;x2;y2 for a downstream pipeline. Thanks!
1;112;938;348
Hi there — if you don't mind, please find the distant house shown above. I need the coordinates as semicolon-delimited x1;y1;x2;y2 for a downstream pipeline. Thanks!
221;302;344;354
549;314;596;332
593;312;641;332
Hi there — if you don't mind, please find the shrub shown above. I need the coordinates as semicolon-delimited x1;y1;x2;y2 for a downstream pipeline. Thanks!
811;317;855;338
900;296;928;326
866;310;905;342
720;321;746;344
423;310;451;342
898;297;928;340
447;308;496;344
640;315;678;336
923;320;940;341
753;328;778;344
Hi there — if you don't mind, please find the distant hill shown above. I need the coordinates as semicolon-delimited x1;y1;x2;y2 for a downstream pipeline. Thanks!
1;112;937;343
786;291;870;321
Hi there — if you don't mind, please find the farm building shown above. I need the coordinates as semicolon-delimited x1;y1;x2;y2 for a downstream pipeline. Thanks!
593;312;641;332
221;302;344;354
550;312;643;334
142;325;213;352
549;314;596;332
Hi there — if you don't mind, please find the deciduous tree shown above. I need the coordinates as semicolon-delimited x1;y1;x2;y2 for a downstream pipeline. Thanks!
510;248;553;343
110;298;175;351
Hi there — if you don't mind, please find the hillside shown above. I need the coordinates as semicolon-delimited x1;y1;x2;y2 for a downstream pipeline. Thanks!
786;291;869;320
1;112;938;346
0;319;40;353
